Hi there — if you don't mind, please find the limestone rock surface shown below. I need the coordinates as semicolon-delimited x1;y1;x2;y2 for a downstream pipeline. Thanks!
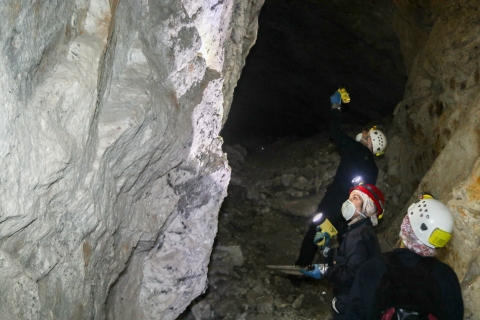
0;0;263;319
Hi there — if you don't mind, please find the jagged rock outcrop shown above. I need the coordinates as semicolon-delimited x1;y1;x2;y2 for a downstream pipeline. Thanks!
381;2;480;317
0;0;263;319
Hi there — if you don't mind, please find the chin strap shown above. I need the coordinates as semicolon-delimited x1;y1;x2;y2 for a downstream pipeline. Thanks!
359;138;373;152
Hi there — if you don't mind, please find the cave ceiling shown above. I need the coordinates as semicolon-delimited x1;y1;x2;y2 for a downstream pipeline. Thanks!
222;0;407;145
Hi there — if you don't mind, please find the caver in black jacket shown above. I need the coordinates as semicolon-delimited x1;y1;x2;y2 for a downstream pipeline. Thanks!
344;248;464;320
325;218;381;319
295;108;378;266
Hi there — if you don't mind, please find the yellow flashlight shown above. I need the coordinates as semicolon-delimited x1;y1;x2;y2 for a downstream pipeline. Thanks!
338;87;350;103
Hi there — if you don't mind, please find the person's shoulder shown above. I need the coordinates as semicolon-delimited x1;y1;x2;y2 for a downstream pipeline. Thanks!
432;258;459;280
395;250;459;282
356;220;376;234
342;135;361;148
344;139;375;160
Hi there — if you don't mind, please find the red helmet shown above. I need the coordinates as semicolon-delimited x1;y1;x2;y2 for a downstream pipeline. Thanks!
349;184;385;218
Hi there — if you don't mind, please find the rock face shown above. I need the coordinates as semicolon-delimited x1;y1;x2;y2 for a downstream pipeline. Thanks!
0;0;262;319
380;2;480;318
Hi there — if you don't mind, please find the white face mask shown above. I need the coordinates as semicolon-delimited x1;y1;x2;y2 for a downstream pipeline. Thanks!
342;199;367;221
341;200;356;221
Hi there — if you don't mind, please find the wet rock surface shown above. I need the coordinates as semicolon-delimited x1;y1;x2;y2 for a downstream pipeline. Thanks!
180;123;406;319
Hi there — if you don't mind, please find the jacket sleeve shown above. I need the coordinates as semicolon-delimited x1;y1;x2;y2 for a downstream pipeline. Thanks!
344;258;386;320
329;109;361;156
438;265;464;320
344;269;368;320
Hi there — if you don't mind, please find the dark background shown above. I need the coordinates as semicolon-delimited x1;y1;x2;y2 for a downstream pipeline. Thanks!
221;0;406;148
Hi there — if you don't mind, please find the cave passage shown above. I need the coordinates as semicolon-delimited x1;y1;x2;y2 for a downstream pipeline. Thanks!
179;1;411;319
221;0;407;148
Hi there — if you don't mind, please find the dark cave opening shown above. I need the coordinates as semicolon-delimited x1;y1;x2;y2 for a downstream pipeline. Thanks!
221;0;407;149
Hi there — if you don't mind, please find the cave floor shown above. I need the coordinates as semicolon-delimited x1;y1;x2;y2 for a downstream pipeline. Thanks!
214;196;335;320
180;133;342;319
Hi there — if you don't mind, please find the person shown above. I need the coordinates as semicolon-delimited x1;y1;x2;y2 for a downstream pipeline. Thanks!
345;196;464;320
295;89;387;267
300;184;386;319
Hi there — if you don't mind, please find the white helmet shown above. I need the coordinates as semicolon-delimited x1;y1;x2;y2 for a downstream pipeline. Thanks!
369;127;387;156
407;198;454;248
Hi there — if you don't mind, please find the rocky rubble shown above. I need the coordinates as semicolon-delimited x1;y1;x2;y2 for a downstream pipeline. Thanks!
179;123;408;319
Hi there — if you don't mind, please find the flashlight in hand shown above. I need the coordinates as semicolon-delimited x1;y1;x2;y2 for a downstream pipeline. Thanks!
338;87;350;103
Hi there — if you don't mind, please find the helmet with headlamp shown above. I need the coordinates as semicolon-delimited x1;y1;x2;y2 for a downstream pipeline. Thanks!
356;126;387;156
407;198;454;248
349;184;385;218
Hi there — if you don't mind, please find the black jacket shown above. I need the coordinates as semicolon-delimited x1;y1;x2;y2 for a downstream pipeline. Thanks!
344;248;464;320
318;109;378;235
325;218;381;315
295;109;379;267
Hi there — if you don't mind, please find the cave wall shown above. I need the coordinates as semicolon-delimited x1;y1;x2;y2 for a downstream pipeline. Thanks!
0;0;263;319
382;1;480;317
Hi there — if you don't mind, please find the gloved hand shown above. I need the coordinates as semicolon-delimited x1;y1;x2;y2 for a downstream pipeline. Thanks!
299;264;329;280
330;91;342;105
314;225;331;245
314;230;327;247
322;246;331;258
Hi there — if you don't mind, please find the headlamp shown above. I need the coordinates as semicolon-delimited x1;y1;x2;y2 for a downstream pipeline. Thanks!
351;176;364;186
313;213;323;222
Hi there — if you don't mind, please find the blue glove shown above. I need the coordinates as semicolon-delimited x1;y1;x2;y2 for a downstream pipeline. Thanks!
330;91;341;105
299;264;328;280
